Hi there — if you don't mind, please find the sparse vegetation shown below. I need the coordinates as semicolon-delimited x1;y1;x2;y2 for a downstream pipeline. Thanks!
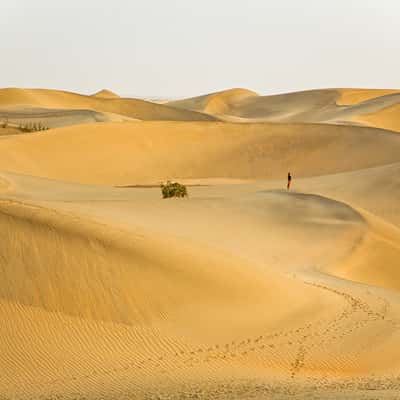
161;181;188;198
19;122;49;132
0;119;50;135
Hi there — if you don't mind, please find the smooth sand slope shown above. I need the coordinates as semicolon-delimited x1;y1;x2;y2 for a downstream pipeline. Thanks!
0;121;400;185
0;87;400;399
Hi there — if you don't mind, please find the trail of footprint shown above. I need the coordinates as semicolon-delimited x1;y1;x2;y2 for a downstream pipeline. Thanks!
289;279;397;378
26;278;393;390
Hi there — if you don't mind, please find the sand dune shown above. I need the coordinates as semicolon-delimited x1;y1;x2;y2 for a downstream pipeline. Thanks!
168;88;259;115
0;88;216;122
337;88;400;105
286;162;400;227
170;89;338;121
1;87;400;399
1;171;400;398
168;88;400;131
0;121;400;185
354;103;400;132
0;126;22;136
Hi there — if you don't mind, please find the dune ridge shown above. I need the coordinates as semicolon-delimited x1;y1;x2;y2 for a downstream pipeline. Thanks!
92;89;120;99
168;88;259;115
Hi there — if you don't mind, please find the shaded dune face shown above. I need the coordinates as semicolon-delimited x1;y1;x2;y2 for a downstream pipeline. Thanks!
1;87;400;399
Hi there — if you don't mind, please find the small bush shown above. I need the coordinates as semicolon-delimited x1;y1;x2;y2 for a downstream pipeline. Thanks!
161;181;188;198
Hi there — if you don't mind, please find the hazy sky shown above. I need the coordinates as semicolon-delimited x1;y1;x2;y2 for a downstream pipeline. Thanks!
1;0;399;97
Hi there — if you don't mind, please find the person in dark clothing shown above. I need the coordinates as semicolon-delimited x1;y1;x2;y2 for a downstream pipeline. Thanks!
287;172;292;190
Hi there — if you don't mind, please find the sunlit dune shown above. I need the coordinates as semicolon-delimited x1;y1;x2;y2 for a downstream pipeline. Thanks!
336;88;400;105
354;103;400;132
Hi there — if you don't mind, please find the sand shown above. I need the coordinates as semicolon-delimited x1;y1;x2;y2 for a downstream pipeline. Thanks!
354;103;400;132
0;88;216;123
168;88;400;131
336;88;400;106
0;87;400;399
92;89;120;99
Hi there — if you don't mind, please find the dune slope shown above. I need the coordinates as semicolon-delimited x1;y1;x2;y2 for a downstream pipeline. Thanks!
0;121;400;185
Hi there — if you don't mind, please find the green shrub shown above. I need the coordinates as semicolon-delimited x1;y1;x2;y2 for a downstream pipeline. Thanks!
161;181;188;198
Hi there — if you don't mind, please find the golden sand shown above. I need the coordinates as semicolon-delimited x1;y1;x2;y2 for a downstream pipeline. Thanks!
336;88;400;105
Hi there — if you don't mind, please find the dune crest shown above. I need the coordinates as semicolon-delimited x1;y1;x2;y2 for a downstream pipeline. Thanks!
92;89;120;99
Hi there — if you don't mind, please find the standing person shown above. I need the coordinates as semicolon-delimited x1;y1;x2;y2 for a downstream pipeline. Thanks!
287;172;292;190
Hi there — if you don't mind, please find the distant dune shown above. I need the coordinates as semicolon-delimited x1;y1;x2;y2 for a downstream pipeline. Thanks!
0;88;216;123
169;88;259;115
1;86;400;399
168;87;400;131
2;87;398;131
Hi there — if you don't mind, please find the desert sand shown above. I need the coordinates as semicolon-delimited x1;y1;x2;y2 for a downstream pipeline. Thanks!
0;87;400;399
